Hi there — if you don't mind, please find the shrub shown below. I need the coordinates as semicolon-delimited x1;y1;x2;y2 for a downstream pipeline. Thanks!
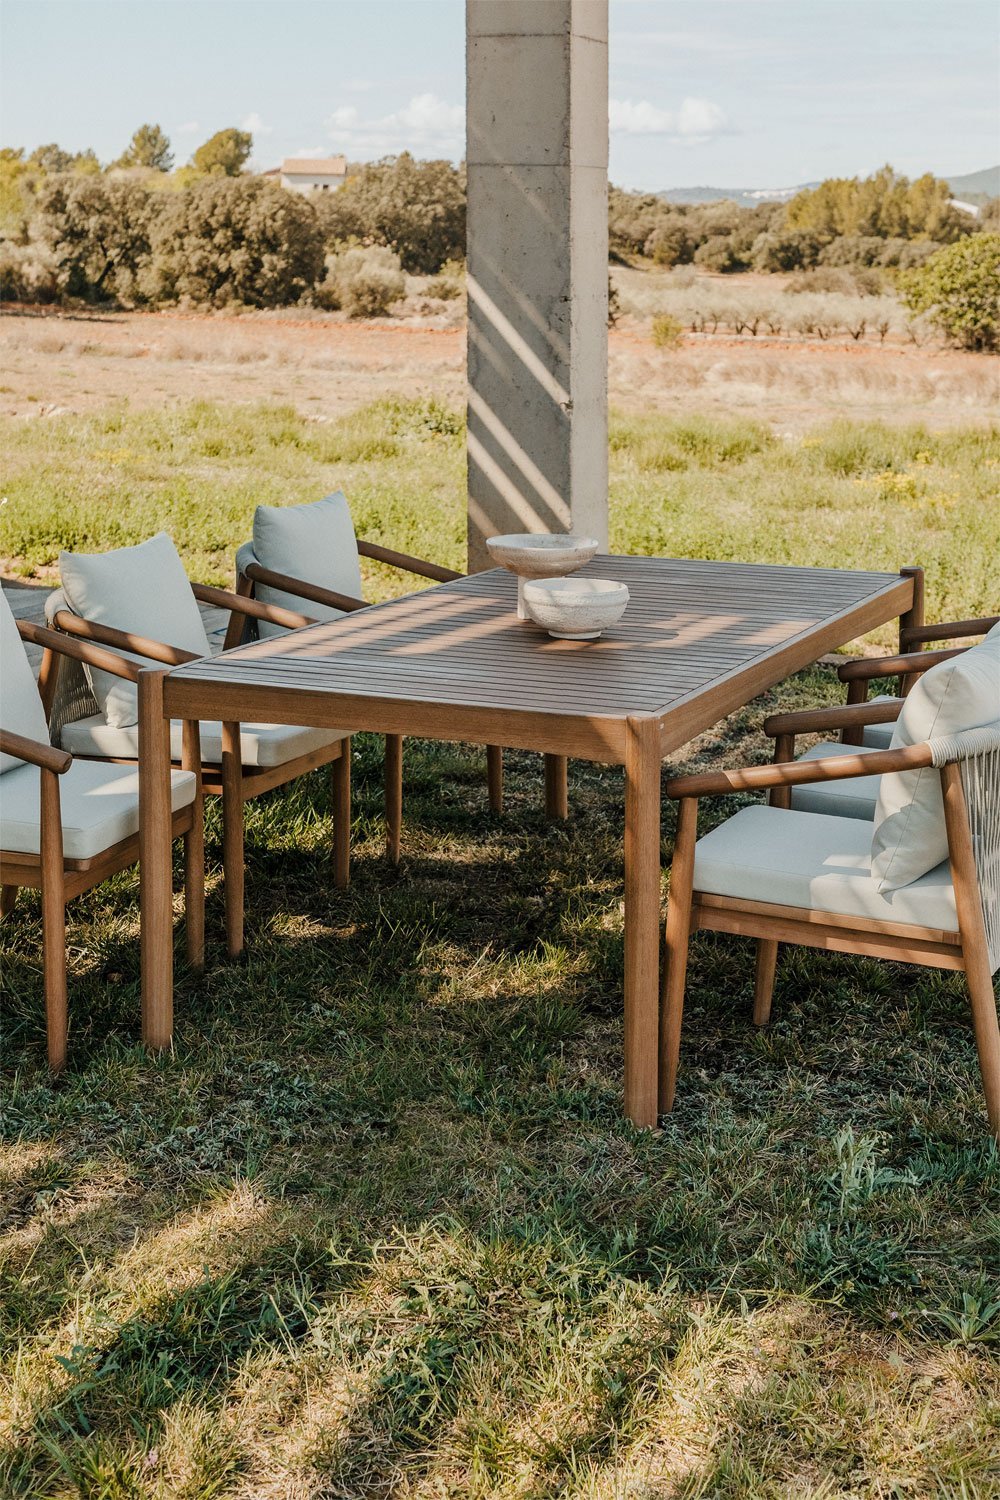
0;239;59;302
146;176;324;308
651;313;683;348
901;235;1000;351
314;153;465;274
321;245;405;317
694;234;748;273
423;258;464;300
751;230;822;272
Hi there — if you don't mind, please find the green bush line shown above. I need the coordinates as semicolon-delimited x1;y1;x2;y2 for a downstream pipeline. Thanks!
1;399;996;647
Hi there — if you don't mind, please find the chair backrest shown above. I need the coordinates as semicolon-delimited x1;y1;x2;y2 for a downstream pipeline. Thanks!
0;591;52;773
59;532;210;729
928;722;1000;974
245;492;363;640
43;589;102;744
872;626;1000;892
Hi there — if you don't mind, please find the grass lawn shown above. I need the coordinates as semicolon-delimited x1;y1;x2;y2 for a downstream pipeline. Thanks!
2;399;999;1495
1;398;998;647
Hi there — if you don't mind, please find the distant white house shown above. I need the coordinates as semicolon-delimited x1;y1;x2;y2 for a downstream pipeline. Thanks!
949;198;980;218
265;156;348;194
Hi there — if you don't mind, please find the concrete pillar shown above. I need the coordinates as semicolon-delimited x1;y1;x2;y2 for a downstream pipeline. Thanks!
466;0;609;572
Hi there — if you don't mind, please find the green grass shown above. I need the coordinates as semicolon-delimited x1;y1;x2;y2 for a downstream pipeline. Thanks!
3;699;1000;1496
1;399;997;645
2;398;999;1493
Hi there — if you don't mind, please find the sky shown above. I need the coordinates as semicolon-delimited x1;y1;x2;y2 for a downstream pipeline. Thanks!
1;0;997;190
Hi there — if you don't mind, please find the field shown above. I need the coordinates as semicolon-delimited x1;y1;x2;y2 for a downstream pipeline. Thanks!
2;291;999;1497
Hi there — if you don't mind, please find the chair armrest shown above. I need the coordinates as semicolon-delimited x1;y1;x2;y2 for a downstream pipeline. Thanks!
901;614;999;648
357;538;463;583
0;728;72;774
50;610;198;667
241;563;368;614
191;582;318;631
837;647;966;683
665;741;933;799
763;700;902;739
18;617;146;681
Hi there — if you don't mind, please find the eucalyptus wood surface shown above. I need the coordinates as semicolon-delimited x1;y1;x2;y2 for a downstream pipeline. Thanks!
153;556;915;1128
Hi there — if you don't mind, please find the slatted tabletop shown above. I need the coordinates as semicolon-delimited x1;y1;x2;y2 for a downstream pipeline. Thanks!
165;556;913;762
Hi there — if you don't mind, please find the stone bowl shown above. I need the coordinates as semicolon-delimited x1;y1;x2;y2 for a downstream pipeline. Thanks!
485;533;601;618
522;576;630;640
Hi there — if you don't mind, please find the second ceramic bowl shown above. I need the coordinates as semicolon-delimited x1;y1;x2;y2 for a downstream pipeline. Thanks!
522;576;630;640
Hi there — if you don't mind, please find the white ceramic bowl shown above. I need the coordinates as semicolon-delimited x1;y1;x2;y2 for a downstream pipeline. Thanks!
485;533;601;618
522;576;630;640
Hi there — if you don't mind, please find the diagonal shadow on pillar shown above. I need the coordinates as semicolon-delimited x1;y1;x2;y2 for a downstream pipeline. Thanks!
465;0;609;572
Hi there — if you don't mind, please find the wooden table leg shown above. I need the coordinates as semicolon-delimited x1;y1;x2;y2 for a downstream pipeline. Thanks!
385;734;403;864
332;741;351;889
544;754;568;820
139;670;173;1050
486;744;503;813
624;716;662;1129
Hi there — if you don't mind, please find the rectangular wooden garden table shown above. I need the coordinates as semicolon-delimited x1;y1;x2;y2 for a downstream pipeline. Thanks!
139;556;918;1127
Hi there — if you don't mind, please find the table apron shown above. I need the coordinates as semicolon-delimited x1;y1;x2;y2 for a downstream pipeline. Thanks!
162;677;629;762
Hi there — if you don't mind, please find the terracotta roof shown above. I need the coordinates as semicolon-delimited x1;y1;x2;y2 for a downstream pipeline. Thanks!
280;156;346;176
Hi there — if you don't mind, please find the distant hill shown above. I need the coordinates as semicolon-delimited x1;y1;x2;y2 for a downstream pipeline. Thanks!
658;167;999;211
658;182;817;209
945;166;999;204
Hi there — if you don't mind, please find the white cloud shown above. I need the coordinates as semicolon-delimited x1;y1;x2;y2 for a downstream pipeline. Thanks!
610;96;731;143
328;105;359;130
325;92;464;157
175;120;200;135
242;111;273;136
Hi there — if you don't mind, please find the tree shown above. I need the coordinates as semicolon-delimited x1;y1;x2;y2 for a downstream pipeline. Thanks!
314;153;465;273
146;176;323;306
191;128;252;177
901;234;1000;351
34;175;155;301
786;165;973;244
26;143;76;174
115;123;173;172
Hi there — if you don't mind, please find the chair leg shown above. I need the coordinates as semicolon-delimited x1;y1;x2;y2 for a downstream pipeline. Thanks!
544;754;568;820
385;734;403;865
753;940;779;1026
942;760;1000;1138
966;963;1000;1140
181;722;205;973
1;885;17;919
659;797;698;1114
486;744;504;813
39;772;67;1072
221;724;245;957
332;743;351;889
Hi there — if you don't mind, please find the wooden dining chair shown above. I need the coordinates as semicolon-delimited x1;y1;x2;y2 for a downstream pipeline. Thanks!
660;723;1000;1136
1;600;204;1069
660;627;1000;1135
759;615;1000;826
43;532;350;959
234;492;565;854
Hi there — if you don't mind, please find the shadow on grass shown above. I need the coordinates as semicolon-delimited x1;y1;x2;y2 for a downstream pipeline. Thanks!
2;684;999;1495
